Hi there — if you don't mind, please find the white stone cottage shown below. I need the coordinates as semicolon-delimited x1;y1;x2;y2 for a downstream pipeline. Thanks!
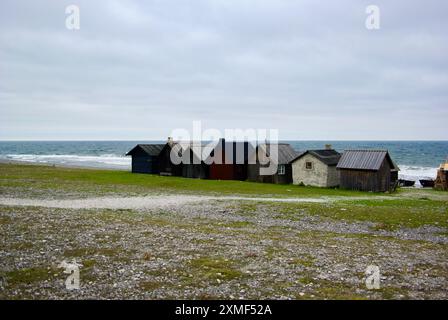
291;149;341;187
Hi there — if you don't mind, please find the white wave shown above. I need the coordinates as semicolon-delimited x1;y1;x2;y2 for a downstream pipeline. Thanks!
398;165;438;180
1;154;131;169
398;165;438;187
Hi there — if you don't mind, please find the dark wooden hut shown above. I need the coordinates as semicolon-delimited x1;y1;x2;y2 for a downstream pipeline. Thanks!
247;143;299;184
158;140;183;177
206;140;252;180
182;142;209;179
126;144;165;174
336;150;399;192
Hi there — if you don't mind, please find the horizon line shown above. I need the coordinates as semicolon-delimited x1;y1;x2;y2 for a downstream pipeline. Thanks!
0;139;447;142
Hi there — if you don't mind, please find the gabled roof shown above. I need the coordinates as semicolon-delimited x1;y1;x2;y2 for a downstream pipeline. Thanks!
291;149;341;166
204;141;253;164
163;141;213;163
184;141;211;163
126;144;165;156
258;143;300;165
336;149;399;171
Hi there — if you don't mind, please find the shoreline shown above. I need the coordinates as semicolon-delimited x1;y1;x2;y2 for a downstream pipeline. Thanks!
0;158;128;171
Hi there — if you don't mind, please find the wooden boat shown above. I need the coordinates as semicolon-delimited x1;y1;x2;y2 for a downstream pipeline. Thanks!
419;179;435;188
398;179;415;187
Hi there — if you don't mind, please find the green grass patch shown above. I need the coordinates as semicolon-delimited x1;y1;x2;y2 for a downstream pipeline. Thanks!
3;267;55;286
139;280;162;291
0;163;387;198
189;257;244;281
264;199;448;230
288;255;316;268
64;247;121;257
310;279;367;300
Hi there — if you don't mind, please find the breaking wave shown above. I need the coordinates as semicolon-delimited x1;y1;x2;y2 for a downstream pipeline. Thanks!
1;154;131;169
398;165;438;180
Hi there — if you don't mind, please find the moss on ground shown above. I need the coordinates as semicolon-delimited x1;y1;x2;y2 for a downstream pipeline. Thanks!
3;267;56;286
261;199;448;230
189;257;244;281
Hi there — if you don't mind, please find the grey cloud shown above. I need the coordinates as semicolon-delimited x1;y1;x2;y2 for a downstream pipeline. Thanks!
0;0;447;140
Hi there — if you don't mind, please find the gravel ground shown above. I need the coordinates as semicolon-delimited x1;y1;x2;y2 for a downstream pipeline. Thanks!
1;197;447;300
0;194;398;210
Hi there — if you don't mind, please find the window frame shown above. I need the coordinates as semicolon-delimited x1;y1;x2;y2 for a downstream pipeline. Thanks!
305;161;313;170
277;164;286;175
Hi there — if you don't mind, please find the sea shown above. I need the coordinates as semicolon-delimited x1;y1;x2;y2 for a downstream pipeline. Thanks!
0;141;446;186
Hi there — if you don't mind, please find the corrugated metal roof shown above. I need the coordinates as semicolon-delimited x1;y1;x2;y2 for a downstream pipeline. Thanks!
259;143;300;164
126;144;165;156
336;149;397;171
292;149;341;166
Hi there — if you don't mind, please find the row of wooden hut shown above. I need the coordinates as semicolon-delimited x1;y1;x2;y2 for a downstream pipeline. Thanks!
126;139;399;192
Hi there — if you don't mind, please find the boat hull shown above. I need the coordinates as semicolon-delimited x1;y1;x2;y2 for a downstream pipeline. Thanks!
419;179;435;188
398;179;415;187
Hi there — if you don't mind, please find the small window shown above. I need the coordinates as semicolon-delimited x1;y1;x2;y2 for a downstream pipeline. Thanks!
278;164;286;175
305;161;313;170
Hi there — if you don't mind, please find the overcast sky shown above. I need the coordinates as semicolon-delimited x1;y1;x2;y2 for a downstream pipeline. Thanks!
0;0;447;140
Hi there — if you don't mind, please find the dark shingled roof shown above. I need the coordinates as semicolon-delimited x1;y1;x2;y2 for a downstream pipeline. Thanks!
259;143;300;165
337;149;399;171
126;144;165;156
291;149;341;166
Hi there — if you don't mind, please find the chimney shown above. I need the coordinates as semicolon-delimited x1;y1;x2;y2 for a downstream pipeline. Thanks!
325;144;332;150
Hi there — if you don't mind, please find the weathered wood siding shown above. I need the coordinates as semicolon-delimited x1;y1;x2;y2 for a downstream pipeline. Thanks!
247;164;292;184
339;160;391;192
158;145;183;176
210;164;234;180
182;163;208;179
208;142;249;180
181;148;208;179
130;148;159;174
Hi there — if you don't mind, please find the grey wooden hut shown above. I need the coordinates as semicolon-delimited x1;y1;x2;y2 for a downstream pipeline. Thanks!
247;143;299;184
336;149;399;192
126;144;165;174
